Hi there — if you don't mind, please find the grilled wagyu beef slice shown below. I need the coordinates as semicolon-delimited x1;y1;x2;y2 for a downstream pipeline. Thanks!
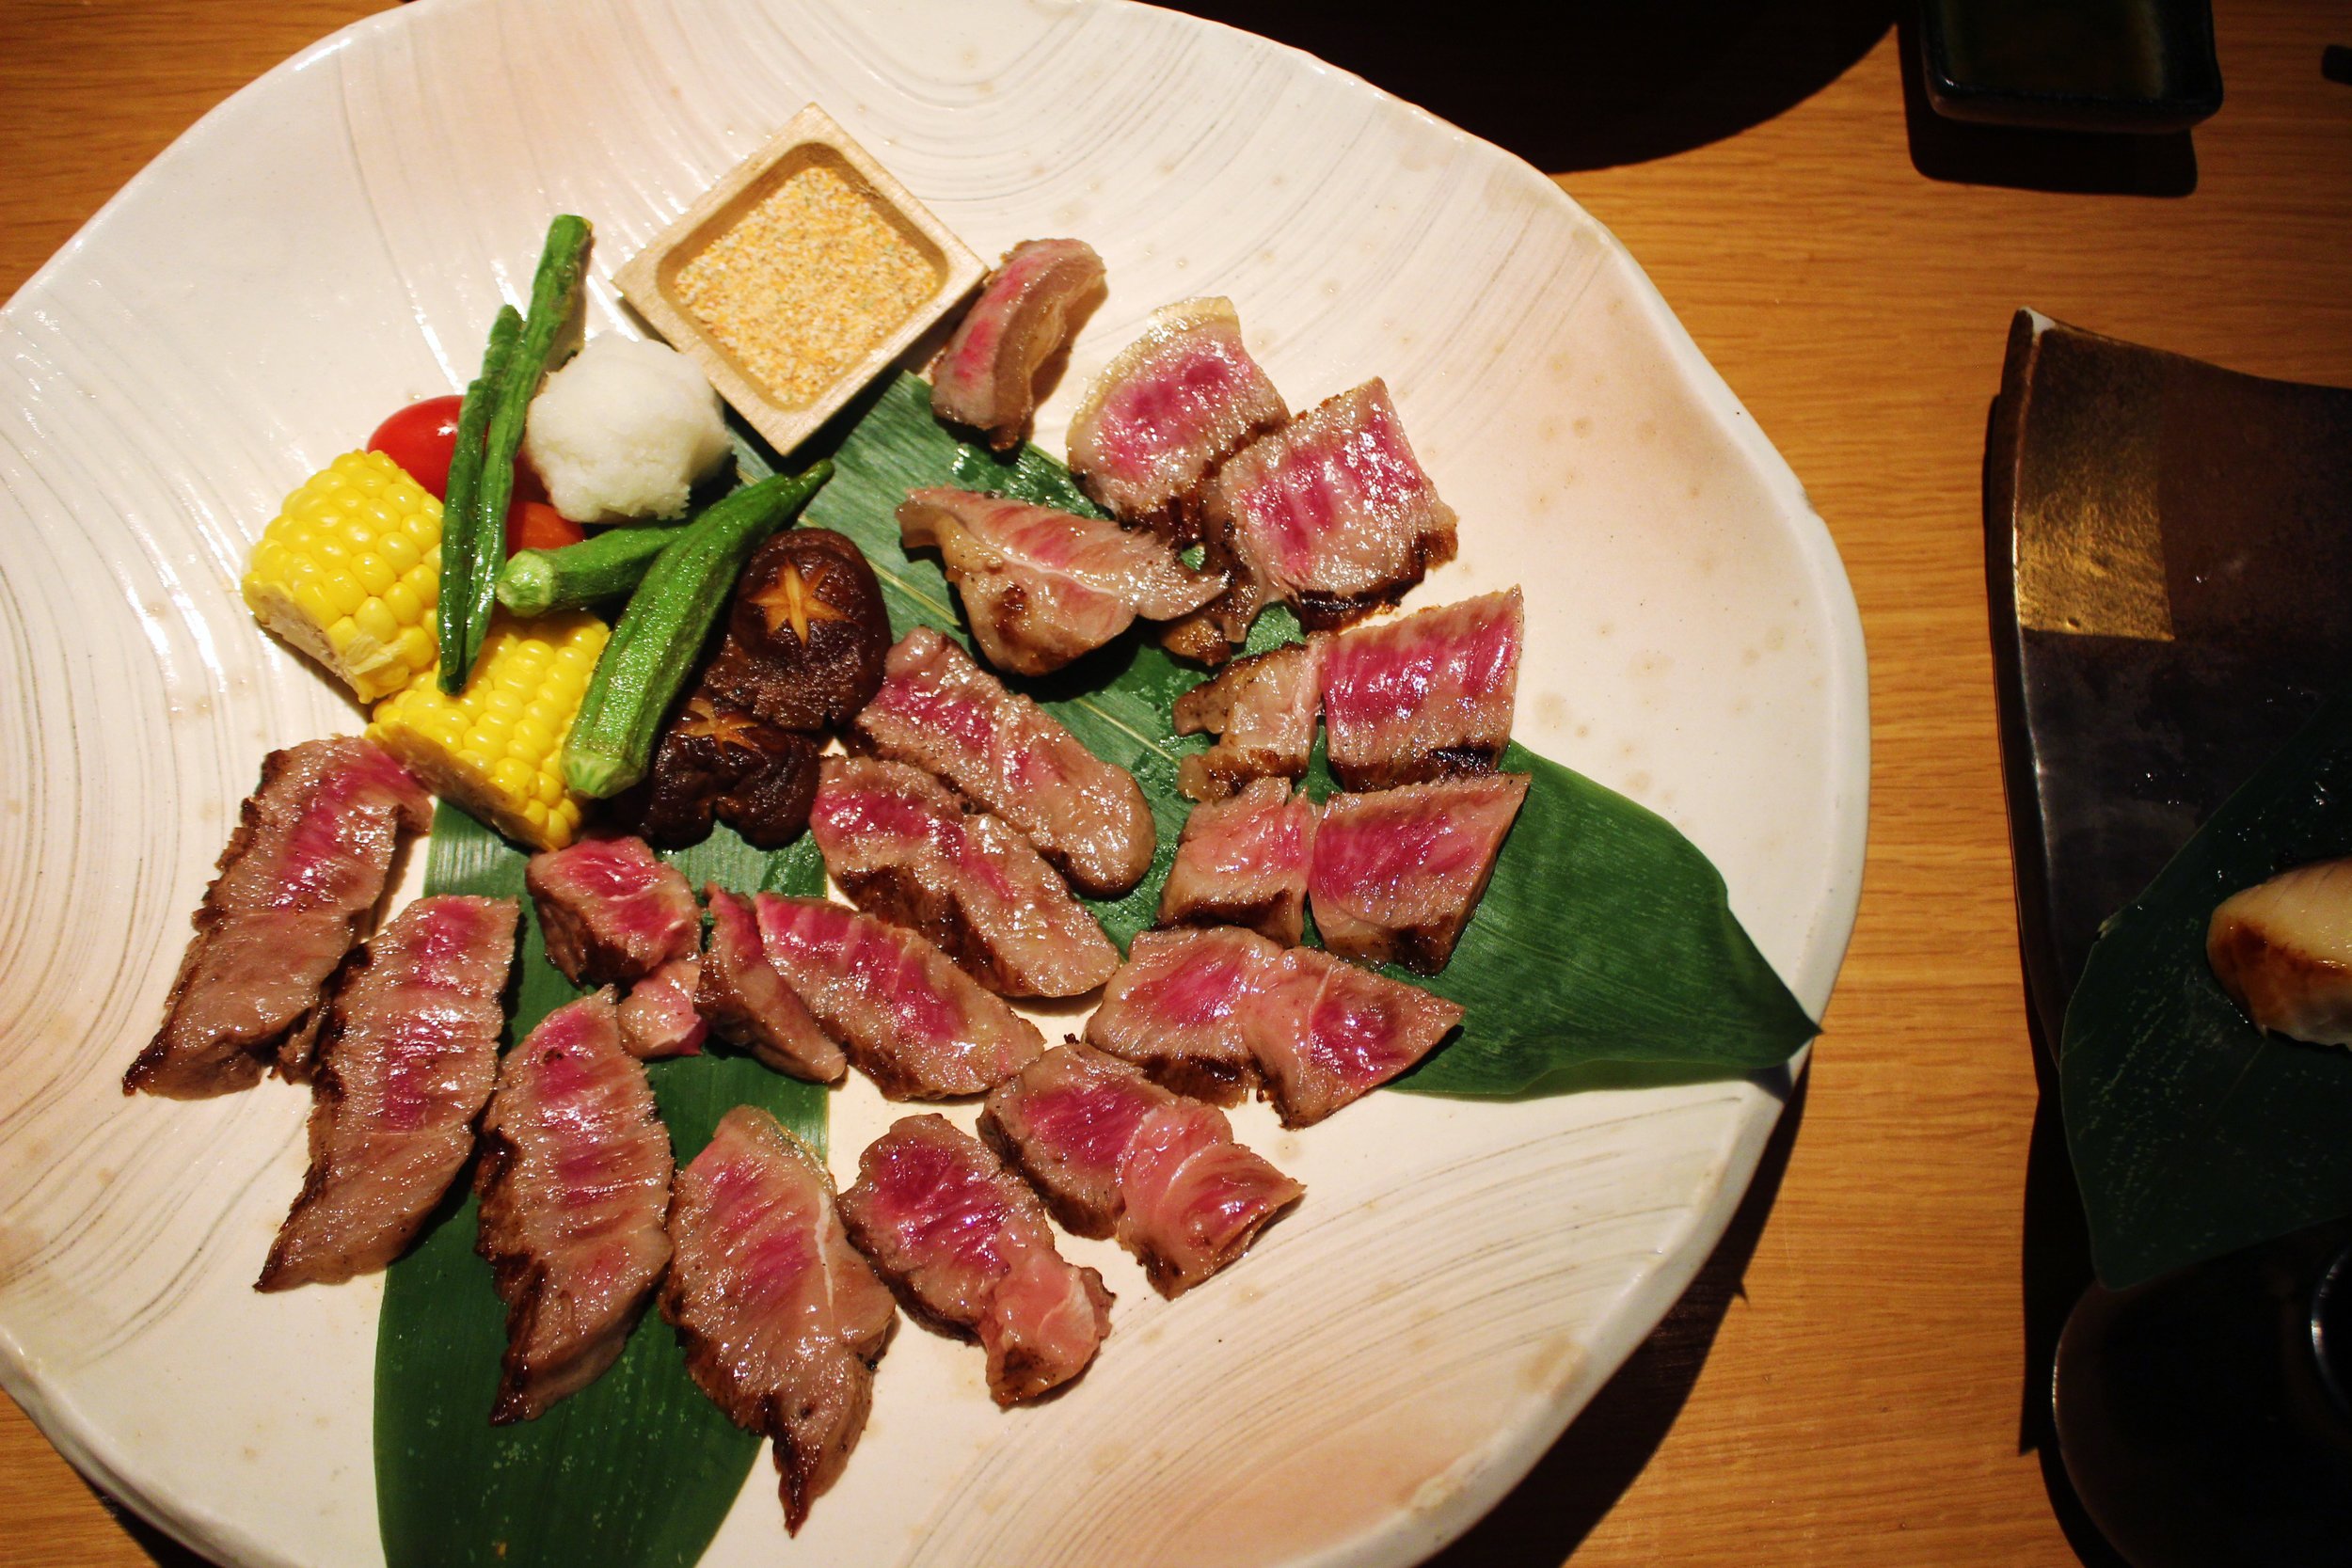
752;894;1044;1099
1084;927;1271;1106
1320;589;1523;791
1247;944;1466;1127
475;990;675;1422
850;627;1154;898
1170;638;1323;802
930;237;1106;452
696;886;846;1084
840;1114;1113;1405
1085;927;1463;1127
1157;777;1318;947
256;895;517;1290
662;1106;897;1534
1309;774;1530;974
1209;379;1457;631
809;756;1119;999
895;487;1224;676
1066;296;1287;537
126;736;432;1098
615;954;707;1060
981;1044;1303;1297
525;834;699;989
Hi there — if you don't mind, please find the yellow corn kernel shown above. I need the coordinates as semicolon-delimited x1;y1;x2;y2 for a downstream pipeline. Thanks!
368;610;610;850
242;450;442;704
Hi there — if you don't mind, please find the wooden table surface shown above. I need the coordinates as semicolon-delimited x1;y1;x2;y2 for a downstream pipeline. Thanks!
5;1;2348;1563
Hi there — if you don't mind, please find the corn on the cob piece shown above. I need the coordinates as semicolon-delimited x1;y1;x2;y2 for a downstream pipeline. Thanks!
242;451;443;703
369;610;609;850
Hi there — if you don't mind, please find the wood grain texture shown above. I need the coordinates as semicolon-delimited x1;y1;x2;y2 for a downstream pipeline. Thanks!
3;2;2348;1566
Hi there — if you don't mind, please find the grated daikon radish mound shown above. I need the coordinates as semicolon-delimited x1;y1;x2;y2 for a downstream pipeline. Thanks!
2207;858;2352;1047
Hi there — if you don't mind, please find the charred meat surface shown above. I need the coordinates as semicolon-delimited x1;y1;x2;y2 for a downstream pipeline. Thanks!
699;528;891;734
475;990;674;1423
810;757;1119;999
1157;777;1317;946
1171;640;1322;801
839;1114;1112;1404
850;627;1155;898
527;834;699;988
257;895;517;1291
930;238;1105;452
1084;927;1273;1105
1210;379;1456;630
617;955;707;1059
662;1106;897;1534
1086;926;1462;1126
753;894;1044;1098
698;886;846;1083
1066;297;1287;538
982;1044;1301;1297
1320;589;1522;790
1310;774;1528;974
127;736;431;1099
628;698;821;850
896;487;1223;676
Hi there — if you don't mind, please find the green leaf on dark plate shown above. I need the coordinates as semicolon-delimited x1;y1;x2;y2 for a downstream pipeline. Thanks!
374;806;826;1568
2061;687;2352;1289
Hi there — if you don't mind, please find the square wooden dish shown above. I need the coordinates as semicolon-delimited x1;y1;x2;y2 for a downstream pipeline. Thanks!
616;103;984;458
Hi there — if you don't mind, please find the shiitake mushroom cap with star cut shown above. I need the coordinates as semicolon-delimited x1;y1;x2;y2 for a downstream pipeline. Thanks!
699;527;890;732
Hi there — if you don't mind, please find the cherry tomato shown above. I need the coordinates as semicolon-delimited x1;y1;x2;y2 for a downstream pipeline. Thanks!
367;395;548;506
367;395;465;498
507;500;585;555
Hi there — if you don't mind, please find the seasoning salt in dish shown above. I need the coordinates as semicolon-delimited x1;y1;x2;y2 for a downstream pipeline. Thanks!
618;104;984;458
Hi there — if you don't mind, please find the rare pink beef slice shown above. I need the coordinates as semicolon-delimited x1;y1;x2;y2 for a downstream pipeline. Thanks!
257;895;518;1290
126;736;432;1099
1210;379;1457;630
839;1114;1112;1404
1083;926;1279;1105
1321;589;1522;790
475;990;674;1422
662;1105;897;1534
810;757;1118;998
1170;639;1323;802
982;1044;1301;1297
1157;777;1317;946
1088;927;1462;1127
1247;946;1463;1127
616;956;707;1060
1310;774;1529;974
930;238;1106;451
896;488;1224;676
697;886;846;1084
1066;297;1288;536
526;835;699;989
850;627;1155;898
752;894;1043;1099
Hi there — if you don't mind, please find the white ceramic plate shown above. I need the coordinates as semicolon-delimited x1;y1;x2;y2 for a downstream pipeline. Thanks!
0;0;1867;1562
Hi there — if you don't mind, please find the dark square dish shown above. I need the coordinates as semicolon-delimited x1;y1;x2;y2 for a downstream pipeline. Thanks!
1920;0;2223;132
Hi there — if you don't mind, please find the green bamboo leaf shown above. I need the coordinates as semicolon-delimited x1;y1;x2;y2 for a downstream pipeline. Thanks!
787;372;1816;1081
374;805;826;1568
2061;687;2352;1289
376;373;1817;1568
1394;742;1818;1095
